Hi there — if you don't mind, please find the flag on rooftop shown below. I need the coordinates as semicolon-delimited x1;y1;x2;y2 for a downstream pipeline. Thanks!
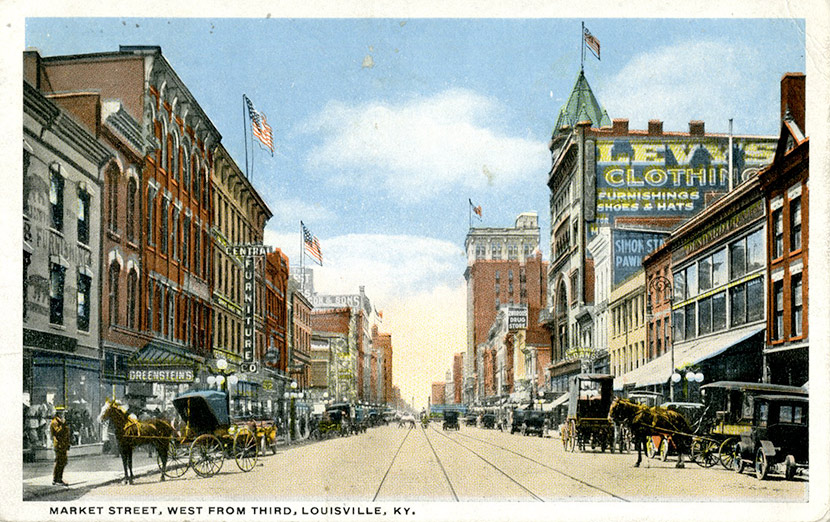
583;26;600;60
469;198;482;218
244;94;274;155
301;221;323;266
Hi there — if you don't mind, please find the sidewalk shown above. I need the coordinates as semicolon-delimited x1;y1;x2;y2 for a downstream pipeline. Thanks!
23;449;162;500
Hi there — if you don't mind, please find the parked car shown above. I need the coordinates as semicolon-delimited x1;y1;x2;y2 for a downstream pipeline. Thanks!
732;394;808;480
518;409;546;437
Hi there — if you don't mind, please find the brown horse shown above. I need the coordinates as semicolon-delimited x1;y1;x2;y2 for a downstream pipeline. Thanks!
608;397;692;468
98;399;177;484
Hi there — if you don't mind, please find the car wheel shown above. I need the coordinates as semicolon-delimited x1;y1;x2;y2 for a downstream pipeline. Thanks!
754;448;769;480
733;446;745;474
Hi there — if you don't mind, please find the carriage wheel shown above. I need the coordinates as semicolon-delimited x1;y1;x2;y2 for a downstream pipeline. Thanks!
659;438;670;461
567;421;577;452
718;438;736;470
233;428;259;472
190;434;224;477
754;448;769;480
733;448;745;474
646;438;657;459
561;425;569;450
691;438;718;468
160;438;189;478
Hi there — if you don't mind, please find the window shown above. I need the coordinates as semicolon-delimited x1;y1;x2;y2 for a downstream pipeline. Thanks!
183;216;190;268
673;270;685;303
147;280;154;332
50;165;64;231
23;251;31;321
747;277;764;322
171;134;179;182
712;249;727;287
182;147;190;189
698;296;712;335
746;229;764;273
507;244;518;260
791;273;803;337
790;197;802;252
147;188;156;246
729;238;746;280
77;190;90;245
729;284;746;327
201;169;208;206
772;208;784;259
107;169;117;233
49;262;66;325
772;280;784;340
172;210;179;260
108;262;120;326
684;303;696;340
167;291;174;340
160;199;169;254
672;308;685;342
155;284;162;334
77;273;91;331
126;270;137;329
712;291;726;331
194;226;201;276
475;244;486;260
699;256;711;292
126;178;137;243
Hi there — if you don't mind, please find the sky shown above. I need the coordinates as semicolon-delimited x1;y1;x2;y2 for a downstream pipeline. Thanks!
23;16;807;410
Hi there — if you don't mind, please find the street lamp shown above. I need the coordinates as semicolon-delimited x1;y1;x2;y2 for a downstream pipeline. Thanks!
671;368;704;401
646;274;675;401
206;357;239;414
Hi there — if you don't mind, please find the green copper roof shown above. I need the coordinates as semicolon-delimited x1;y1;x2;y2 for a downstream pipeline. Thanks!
553;70;611;134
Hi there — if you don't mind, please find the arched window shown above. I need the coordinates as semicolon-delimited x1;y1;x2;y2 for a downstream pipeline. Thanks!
171;130;179;182
127;269;137;329
182;143;191;189
107;168;118;233
200;167;208;206
159;121;168;174
108;262;120;326
191;156;200;195
126;177;137;243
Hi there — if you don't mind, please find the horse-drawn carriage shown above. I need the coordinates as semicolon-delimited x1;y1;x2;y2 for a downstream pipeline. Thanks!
319;402;353;437
560;374;615;452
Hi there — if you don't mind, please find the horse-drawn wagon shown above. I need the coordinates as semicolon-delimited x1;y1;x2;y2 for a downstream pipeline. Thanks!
560;374;615;452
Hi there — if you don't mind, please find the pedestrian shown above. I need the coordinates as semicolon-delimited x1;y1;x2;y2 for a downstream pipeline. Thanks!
50;406;70;486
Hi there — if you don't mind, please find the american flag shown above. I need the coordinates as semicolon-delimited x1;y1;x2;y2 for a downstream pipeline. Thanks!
301;221;323;266
469;198;482;219
244;95;274;154
583;27;600;60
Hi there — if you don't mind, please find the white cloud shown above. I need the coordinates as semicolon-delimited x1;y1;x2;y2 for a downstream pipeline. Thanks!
604;39;772;134
265;198;337;228
301;89;549;199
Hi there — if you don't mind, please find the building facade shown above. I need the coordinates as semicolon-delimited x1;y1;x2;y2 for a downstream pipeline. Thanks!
608;270;647;379
23;70;111;458
464;212;544;404
543;69;777;395
288;277;313;390
758;73;808;386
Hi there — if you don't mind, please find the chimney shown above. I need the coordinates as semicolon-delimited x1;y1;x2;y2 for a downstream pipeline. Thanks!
689;120;705;137
648;120;663;136
780;72;806;132
612;119;629;135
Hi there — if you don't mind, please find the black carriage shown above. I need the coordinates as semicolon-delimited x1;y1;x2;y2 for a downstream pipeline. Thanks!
442;410;460;430
514;408;545;437
320;403;352;437
732;394;808;480
697;381;807;470
464;412;478;426
163;390;259;478
561;374;615;452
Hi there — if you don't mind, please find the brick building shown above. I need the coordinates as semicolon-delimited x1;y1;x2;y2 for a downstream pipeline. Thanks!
288;277;313;390
464;212;548;404
758;73;808;386
543;69;777;394
431;382;445;407
452;353;463;403
310;307;354;401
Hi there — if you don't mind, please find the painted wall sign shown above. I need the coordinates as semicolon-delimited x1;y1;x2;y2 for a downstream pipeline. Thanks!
612;229;668;285
672;199;764;263
591;137;775;229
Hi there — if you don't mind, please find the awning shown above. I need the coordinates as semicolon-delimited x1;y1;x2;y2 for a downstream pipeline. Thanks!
613;326;764;390
543;392;569;411
128;341;204;367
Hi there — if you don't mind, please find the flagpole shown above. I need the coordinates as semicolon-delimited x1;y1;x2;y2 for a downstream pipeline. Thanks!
468;199;472;229
243;95;249;179
581;21;585;72
299;221;305;296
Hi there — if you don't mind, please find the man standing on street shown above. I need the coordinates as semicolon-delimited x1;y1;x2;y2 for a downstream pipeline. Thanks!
50;406;70;486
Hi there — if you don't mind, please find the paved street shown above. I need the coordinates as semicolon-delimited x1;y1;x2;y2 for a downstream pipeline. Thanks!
33;424;807;503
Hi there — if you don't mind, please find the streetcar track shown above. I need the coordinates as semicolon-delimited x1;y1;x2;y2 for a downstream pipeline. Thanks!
419;426;460;501
372;426;413;501
428;426;545;501
442;427;630;502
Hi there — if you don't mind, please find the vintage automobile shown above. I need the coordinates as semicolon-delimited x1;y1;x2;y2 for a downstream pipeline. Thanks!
464;413;478;426
480;412;497;429
442;410;460;431
732;394;808;480
517;409;546;437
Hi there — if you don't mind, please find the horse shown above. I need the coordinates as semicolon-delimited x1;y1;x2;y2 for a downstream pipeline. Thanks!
608;397;692;468
98;399;177;484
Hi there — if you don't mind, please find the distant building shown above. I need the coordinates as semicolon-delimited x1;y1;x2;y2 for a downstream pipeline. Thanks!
431;382;445;406
452;353;463;403
464;212;548;404
310;307;353;402
288;277;313;389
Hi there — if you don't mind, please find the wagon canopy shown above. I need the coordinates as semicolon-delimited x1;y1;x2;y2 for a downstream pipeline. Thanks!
173;390;230;433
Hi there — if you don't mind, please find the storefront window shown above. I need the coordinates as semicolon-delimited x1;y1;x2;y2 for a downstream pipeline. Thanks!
673;271;685;302
66;366;101;444
685;264;698;299
699;256;711;292
698;297;712;335
684;303;696;339
746;277;764;322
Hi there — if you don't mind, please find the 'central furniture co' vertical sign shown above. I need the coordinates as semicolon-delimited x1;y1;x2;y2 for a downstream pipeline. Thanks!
229;244;271;373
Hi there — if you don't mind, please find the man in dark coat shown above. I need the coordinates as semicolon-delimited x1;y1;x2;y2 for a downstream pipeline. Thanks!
50;406;70;486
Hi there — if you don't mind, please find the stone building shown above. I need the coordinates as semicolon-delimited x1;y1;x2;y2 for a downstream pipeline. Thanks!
23;60;110;458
